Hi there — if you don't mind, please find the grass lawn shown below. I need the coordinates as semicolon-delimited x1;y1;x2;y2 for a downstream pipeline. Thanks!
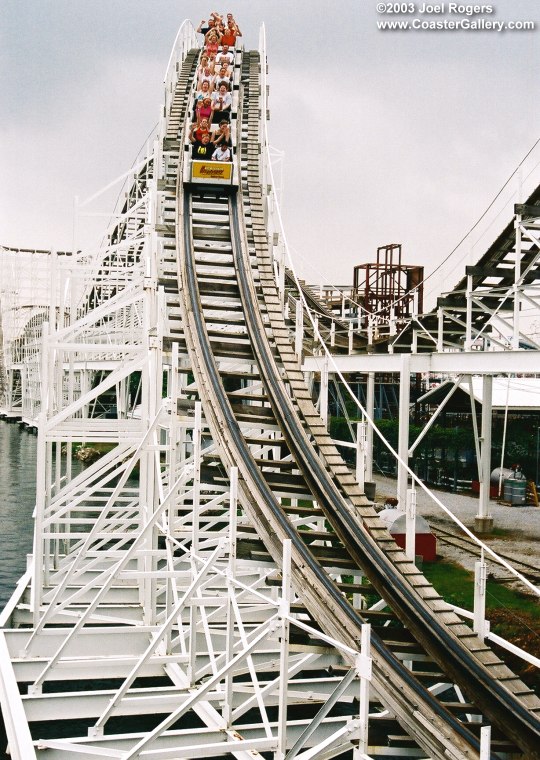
423;559;540;620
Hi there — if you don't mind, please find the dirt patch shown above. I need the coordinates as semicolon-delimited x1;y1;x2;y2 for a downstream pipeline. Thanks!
489;608;540;691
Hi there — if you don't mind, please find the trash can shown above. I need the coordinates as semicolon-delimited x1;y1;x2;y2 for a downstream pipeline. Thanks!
503;479;527;505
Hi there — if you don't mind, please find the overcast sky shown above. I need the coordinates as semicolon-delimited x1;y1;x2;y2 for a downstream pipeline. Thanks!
1;1;538;306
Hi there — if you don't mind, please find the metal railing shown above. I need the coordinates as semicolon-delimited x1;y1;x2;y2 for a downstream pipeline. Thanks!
163;20;199;135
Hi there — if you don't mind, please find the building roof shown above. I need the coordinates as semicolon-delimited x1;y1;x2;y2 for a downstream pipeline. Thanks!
418;377;540;412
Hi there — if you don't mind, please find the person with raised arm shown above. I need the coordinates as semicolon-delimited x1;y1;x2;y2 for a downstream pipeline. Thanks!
196;17;214;36
221;17;242;47
196;11;221;36
204;29;222;58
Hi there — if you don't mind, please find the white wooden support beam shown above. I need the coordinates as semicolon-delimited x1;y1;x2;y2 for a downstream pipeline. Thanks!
276;539;292;759
474;553;488;642
467;375;482;474
356;422;366;491
397;354;411;509
320;357;329;427
354;624;371;758
0;633;37;760
224;468;238;727
142;263;162;626
389;306;396;336
32;321;50;624
465;274;473;351
45;319;55;591
192;402;203;553
405;488;416;563
365;373;375;482
475;374;493;532
168;343;180;532
277;254;286;310
480;725;491;760
294;301;303;365
189;402;203;685
512;212;522;350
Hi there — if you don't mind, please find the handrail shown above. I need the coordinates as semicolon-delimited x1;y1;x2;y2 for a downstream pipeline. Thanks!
163;20;199;136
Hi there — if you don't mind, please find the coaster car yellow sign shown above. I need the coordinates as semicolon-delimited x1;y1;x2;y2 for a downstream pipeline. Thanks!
191;160;233;184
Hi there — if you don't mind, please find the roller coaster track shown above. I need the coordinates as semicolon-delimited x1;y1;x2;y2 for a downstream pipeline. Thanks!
170;48;540;758
283;269;367;353
1;33;540;760
389;187;540;353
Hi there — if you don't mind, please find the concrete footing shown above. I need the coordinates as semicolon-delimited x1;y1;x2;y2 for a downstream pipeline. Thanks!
474;516;494;534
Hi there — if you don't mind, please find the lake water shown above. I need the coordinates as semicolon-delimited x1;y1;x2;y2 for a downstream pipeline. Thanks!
0;421;89;609
0;421;38;608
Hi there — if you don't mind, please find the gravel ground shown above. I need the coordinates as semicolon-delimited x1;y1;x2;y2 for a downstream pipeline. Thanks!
372;474;540;590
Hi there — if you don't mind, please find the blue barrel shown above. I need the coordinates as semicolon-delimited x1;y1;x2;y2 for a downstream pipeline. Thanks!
503;479;527;505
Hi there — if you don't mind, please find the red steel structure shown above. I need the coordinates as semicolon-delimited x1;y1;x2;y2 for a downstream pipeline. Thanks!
353;243;424;324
